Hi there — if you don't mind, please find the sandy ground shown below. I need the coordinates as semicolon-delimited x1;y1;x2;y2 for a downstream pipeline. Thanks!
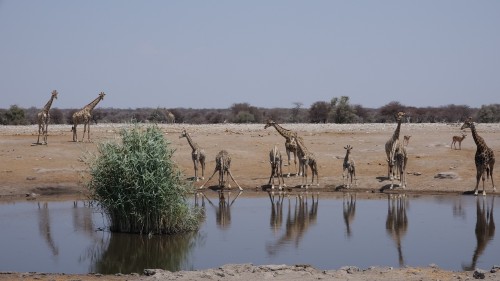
0;122;499;280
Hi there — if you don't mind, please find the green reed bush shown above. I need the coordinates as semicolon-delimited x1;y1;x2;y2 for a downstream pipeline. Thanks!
86;124;200;235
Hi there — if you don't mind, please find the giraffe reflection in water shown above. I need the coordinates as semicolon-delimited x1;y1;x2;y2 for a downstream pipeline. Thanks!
37;202;59;257
343;193;356;238
463;196;495;271
266;192;319;256
386;194;408;267
198;191;242;229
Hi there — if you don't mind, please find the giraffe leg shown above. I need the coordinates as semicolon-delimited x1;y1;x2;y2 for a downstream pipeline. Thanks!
44;123;48;144
227;169;243;191
87;123;91;142
37;124;42;144
72;125;78;142
200;168;218;189
193;159;199;181
474;171;481;196
200;156;206;180
489;161;496;192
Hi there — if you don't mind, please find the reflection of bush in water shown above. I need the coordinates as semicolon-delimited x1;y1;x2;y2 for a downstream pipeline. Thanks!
91;231;203;274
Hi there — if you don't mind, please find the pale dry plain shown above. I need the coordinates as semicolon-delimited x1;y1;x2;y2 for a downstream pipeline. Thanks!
0;122;499;280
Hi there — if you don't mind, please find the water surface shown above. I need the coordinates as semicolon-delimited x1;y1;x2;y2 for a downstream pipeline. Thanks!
0;192;497;274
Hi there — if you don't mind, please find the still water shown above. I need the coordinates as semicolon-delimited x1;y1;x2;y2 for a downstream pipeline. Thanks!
0;192;497;274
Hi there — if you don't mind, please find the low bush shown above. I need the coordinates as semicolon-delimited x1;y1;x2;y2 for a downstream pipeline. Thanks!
86;124;200;235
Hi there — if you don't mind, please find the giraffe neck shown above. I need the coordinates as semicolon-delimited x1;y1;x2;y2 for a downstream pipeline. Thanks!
43;95;56;112
272;123;293;139
84;95;103;111
469;123;486;150
185;133;198;150
392;118;403;141
344;151;351;163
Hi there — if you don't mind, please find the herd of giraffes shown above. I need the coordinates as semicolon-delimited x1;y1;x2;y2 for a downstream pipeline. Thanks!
35;91;496;196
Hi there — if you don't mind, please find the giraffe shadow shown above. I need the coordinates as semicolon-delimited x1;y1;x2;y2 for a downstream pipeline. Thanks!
376;176;390;182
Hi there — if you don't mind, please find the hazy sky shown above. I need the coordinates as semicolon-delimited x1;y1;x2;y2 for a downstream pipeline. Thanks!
1;1;499;110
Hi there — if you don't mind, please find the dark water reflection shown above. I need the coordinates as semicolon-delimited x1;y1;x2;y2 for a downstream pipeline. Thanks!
0;193;498;274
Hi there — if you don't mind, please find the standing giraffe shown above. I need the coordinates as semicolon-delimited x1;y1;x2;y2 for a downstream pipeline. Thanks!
295;136;319;188
72;92;105;142
268;145;286;190
200;150;243;191
391;142;408;189
342;145;357;188
264;120;302;177
385;112;406;180
179;129;206;181
36;90;58;145
461;117;496;196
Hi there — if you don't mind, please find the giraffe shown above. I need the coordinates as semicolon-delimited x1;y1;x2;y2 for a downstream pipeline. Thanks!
166;111;175;123
295;135;319;188
179;129;206;181
391;141;408;189
451;133;467;150
385;112;406;180
342;145;357;188
268;145;286;190
403;135;411;146
461;117;496;196
343;193;356;238
264;120;302;177
200;150;243;191
72;92;105;142
36;90;58;145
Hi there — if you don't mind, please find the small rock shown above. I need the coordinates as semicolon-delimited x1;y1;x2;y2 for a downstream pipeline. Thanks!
473;269;485;279
26;176;37;181
434;172;458;179
143;269;156;276
413;172;422;176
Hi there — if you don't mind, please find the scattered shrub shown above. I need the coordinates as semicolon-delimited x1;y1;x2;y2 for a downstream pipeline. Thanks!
86;124;201;235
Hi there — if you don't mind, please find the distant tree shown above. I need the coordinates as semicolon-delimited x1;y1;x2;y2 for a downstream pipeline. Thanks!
477;104;500;123
309;101;330;123
291;102;303;123
4;105;27;125
25;106;39;125
378;101;406;122
66;109;77;124
148;107;170;123
230;103;261;123
50;108;64;124
329;96;357;123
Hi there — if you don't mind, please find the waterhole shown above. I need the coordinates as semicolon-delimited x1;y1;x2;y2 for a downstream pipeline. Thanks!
0;192;497;274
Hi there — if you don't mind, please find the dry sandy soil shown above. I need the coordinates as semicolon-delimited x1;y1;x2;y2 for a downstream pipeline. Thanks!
1;122;499;280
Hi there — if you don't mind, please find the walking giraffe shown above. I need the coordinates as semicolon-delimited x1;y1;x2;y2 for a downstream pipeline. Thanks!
36;90;58;145
461;117;496;196
179;129;206;181
200;150;243;191
385;112;406;180
264;120;302;177
72;92;105;142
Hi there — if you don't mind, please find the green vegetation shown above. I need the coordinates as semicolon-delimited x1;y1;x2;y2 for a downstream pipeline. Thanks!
86;124;200;235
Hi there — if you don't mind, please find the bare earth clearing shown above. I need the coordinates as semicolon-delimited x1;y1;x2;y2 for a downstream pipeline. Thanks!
1;123;499;281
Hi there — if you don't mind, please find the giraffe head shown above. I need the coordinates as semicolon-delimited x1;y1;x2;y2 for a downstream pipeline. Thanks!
98;92;106;100
344;145;353;152
179;128;188;139
51;90;58;100
394;112;406;121
264;119;275;129
460;117;474;130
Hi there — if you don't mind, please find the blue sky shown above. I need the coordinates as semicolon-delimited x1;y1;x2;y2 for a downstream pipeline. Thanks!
0;1;499;109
